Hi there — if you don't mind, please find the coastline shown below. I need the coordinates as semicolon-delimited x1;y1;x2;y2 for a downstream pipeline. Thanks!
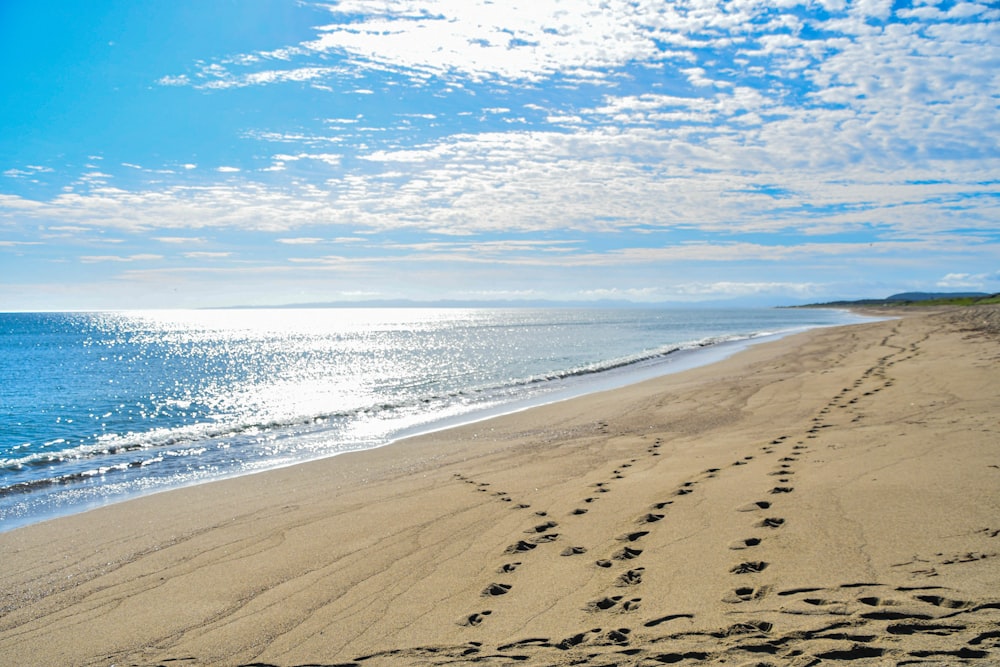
0;308;866;534
1;306;998;665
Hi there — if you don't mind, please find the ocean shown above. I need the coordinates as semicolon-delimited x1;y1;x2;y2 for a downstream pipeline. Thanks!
0;307;865;531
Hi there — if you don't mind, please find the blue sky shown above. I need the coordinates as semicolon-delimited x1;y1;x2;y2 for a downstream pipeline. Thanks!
1;0;998;309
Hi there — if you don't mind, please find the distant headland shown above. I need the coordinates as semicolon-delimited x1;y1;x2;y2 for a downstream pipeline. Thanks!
794;291;1000;308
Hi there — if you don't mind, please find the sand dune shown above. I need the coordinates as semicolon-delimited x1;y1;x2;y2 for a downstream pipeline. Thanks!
1;306;998;666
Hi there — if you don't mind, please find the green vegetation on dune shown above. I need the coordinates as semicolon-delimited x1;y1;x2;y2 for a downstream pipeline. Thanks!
907;294;1000;307
795;292;1000;309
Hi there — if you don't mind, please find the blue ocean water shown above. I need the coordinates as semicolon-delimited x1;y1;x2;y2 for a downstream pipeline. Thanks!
0;307;864;530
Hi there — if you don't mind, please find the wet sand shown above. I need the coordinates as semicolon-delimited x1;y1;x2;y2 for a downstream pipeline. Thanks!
1;306;998;666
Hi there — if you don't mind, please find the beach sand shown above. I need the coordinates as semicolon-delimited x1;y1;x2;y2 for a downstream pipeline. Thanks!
1;306;998;666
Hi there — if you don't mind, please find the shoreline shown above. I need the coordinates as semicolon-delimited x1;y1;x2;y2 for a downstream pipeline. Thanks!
1;306;997;665
1;310;868;534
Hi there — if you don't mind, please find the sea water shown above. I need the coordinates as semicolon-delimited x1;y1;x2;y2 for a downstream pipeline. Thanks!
0;307;864;530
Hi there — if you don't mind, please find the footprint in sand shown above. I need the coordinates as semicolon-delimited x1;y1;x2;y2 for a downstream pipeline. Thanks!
613;546;643;560
723;586;769;603
555;628;603;650
526;520;558;533
561;546;588;556
857;596;902;607
616;568;644;586
482;583;512;596
505;540;537;554
758;517;786;528
729;537;762;550
587;596;642;612
914;594;973;609
603;628;631;644
730;561;769;574
588;596;622;611
498;562;521;573
618;531;649;542
532;533;559;544
736;501;771;512
570;508;588;515
459;610;492;626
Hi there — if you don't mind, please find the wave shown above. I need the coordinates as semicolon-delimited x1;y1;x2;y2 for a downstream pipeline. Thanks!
0;461;151;498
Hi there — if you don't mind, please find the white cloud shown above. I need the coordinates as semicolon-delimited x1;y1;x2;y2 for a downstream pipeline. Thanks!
277;237;325;244
675;281;820;297
165;1;775;86
147;0;998;193
80;254;164;263
183;251;233;258
244;130;343;145
579;287;663;300
0;194;45;210
196;66;344;90
217;166;241;173
4;164;54;178
2;120;994;244
271;152;342;165
154;236;206;244
157;74;191;86
936;272;995;289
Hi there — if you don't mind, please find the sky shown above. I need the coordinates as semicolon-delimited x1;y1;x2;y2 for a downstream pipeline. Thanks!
1;0;998;310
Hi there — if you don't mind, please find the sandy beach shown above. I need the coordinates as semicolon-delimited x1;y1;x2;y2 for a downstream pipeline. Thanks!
1;306;998;666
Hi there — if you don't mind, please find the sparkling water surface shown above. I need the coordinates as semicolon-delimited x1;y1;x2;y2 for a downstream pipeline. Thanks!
0;307;864;530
